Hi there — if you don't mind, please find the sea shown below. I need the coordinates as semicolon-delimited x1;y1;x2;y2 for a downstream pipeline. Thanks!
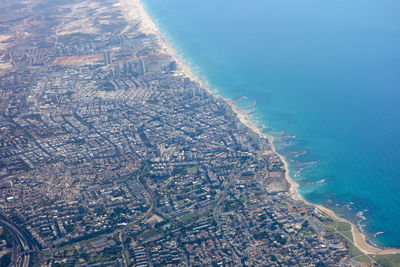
140;0;400;247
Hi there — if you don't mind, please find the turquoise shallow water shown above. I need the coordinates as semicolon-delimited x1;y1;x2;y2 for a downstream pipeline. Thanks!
141;0;400;247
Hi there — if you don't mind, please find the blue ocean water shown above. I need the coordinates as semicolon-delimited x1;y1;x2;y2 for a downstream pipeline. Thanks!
140;0;400;247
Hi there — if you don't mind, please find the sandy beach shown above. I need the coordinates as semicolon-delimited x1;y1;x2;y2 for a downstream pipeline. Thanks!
122;0;400;256
118;0;206;89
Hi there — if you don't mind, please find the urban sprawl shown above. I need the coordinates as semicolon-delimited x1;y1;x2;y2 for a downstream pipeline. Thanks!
0;0;374;266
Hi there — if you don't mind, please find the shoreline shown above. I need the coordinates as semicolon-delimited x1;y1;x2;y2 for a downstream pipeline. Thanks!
225;100;400;255
124;0;400;256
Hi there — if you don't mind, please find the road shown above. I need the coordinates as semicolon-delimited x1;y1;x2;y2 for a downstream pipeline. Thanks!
0;217;38;267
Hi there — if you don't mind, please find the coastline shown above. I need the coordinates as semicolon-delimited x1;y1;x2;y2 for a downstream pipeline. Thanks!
123;0;400;256
118;0;207;89
225;100;400;255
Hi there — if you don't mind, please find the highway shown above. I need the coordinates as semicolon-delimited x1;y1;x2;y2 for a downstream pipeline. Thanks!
0;217;38;267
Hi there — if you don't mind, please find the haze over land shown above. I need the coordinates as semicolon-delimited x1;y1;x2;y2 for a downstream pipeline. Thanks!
0;0;399;266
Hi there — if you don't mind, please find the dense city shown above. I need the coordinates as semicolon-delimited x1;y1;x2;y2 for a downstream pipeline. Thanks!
0;0;384;266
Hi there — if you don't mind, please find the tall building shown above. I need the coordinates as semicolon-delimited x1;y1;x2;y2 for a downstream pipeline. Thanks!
115;64;120;80
103;50;112;65
103;51;108;65
128;62;133;73
139;58;146;75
